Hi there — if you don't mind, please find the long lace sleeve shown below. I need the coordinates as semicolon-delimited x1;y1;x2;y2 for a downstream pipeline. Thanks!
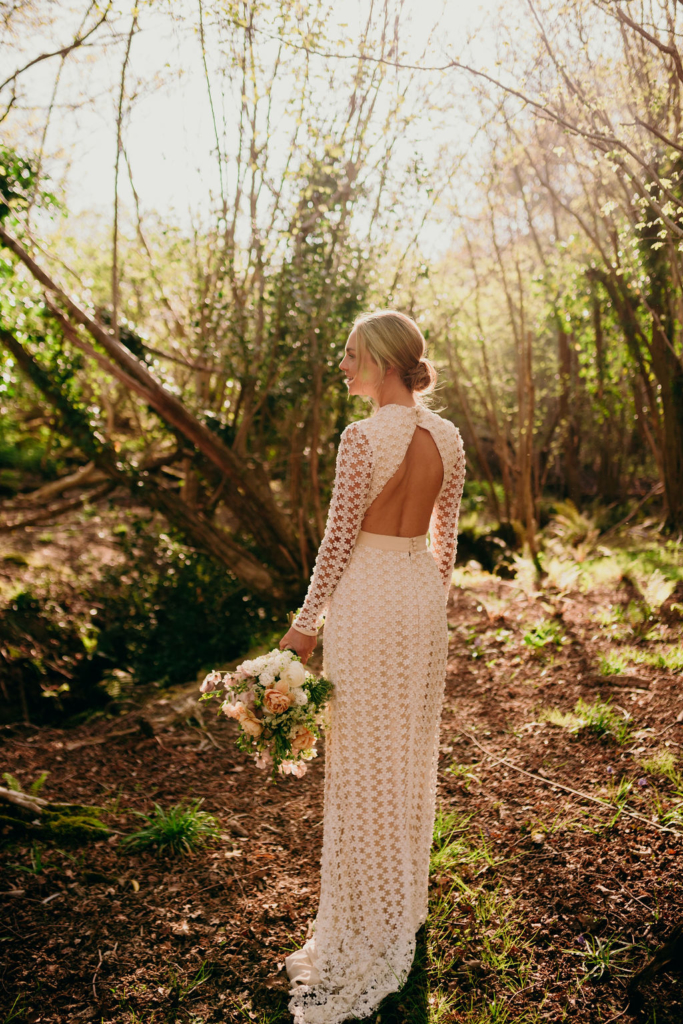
430;429;466;596
293;423;373;635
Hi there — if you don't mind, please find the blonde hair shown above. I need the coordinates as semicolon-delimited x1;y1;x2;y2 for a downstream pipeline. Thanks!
353;309;437;397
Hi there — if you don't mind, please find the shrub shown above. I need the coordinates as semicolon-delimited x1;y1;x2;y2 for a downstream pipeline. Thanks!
0;587;108;725
91;516;275;688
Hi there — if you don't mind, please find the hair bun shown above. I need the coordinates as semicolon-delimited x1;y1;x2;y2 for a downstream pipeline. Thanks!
404;358;436;394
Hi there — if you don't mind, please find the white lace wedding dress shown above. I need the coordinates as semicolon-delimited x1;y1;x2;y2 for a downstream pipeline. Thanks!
286;403;466;1023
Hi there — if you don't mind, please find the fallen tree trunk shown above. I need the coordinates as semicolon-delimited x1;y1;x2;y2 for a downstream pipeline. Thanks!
42;296;300;576
0;325;293;600
13;461;108;505
0;786;109;840
0;786;48;816
0;481;115;532
0;225;300;570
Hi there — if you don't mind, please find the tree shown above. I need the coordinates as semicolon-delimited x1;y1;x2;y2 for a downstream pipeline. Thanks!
0;0;448;602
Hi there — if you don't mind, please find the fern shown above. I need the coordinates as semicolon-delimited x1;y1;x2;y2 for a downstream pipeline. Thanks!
2;771;50;795
2;772;22;792
29;771;49;795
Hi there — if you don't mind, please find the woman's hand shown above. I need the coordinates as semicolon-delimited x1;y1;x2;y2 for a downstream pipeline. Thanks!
279;625;317;665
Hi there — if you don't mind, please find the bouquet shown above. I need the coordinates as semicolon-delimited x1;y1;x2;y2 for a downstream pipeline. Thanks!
199;649;333;780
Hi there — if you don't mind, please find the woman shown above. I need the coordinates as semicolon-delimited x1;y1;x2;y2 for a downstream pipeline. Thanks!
279;309;466;1023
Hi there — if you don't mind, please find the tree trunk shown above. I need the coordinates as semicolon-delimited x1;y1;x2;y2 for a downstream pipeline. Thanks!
595;271;681;525
444;341;501;522
517;330;538;560
0;225;300;567
558;326;581;506
0;326;291;600
649;323;683;527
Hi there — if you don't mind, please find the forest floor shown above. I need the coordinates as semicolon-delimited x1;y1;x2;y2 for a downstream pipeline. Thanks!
2;521;683;1024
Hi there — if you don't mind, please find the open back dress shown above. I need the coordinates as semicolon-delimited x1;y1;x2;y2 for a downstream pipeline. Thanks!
286;402;466;1023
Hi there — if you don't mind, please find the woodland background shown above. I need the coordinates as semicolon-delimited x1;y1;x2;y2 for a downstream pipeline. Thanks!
1;0;683;715
2;3;683;1023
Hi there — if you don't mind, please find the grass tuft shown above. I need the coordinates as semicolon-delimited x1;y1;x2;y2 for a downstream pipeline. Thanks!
598;651;630;676
1;772;22;793
522;620;566;655
123;799;220;856
1;771;48;795
540;698;632;744
599;644;683;676
430;807;490;879
607;776;633;808
540;707;584;731
639;748;681;786
566;933;639;985
575;697;632;745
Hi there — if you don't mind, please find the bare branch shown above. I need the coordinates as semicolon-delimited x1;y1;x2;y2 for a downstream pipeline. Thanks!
0;3;112;93
608;1;683;85
112;11;138;345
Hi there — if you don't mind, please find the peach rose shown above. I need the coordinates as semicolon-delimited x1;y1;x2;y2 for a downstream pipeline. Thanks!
222;700;245;719
223;701;263;737
291;727;316;755
238;706;264;737
263;688;293;715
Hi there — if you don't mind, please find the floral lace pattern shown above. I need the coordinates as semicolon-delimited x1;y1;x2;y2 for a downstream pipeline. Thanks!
293;405;465;634
286;405;466;1022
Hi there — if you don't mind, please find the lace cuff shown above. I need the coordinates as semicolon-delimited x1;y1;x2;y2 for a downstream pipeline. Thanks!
291;622;319;637
430;430;466;595
293;423;373;633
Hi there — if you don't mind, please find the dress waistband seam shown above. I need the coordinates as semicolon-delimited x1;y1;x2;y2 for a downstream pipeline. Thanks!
356;530;430;553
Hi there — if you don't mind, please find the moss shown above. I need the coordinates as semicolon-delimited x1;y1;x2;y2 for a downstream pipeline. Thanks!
41;809;109;841
0;804;109;844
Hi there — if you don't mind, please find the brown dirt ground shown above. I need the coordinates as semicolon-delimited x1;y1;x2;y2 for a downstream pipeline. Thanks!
1;563;683;1023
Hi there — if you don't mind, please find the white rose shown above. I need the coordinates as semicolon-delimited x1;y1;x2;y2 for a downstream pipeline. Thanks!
281;661;306;689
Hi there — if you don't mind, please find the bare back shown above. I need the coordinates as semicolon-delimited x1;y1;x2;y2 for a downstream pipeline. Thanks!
361;426;444;537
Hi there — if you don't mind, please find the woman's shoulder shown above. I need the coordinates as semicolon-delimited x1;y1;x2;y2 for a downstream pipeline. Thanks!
421;407;463;442
339;418;375;454
421;410;465;480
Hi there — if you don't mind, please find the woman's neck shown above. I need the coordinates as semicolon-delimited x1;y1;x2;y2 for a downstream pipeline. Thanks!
375;379;416;408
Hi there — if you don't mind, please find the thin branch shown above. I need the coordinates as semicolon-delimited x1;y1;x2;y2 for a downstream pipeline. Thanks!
112;11;138;345
465;730;683;837
0;4;111;92
608;1;683;85
141;343;221;374
198;0;225;209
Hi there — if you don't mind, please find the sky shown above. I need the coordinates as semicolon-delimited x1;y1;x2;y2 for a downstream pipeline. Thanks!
3;0;507;237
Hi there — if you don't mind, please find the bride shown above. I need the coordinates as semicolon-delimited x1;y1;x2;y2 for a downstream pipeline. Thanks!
278;309;466;1023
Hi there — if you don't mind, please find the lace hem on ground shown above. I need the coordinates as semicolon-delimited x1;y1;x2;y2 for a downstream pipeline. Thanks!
287;934;416;1024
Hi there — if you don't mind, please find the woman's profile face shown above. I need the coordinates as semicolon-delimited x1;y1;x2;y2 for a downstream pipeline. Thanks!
340;329;381;397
